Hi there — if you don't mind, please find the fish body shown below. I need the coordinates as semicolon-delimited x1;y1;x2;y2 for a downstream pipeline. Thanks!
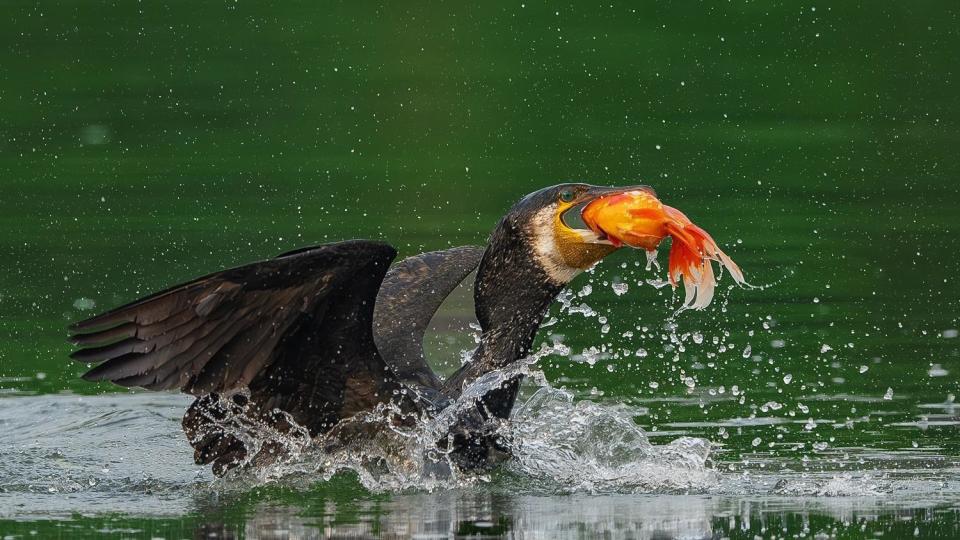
580;190;745;309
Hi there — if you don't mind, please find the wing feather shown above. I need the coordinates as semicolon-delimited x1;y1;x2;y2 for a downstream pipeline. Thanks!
373;246;484;390
69;240;398;401
67;240;429;475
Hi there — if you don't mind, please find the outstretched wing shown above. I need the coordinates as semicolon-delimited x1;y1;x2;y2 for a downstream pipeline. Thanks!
68;240;398;406
373;246;484;391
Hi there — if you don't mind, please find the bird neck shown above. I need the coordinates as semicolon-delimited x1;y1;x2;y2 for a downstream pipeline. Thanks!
472;216;565;370
439;215;567;412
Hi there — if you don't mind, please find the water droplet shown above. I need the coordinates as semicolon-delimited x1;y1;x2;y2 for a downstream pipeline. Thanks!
883;387;894;400
928;364;949;377
742;345;752;358
644;249;660;272
73;297;96;310
760;401;782;412
611;282;629;296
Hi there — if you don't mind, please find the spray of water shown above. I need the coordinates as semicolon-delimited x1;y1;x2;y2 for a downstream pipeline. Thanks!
216;342;715;494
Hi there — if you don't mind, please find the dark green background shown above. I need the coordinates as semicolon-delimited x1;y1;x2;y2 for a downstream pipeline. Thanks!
1;1;959;537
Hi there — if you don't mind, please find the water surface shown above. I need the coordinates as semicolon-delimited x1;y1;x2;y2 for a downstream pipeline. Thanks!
2;1;959;538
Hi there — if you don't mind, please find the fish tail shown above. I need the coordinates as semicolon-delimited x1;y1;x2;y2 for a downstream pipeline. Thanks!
664;217;744;309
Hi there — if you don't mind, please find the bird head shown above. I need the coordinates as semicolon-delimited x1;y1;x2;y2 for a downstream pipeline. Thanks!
474;182;744;357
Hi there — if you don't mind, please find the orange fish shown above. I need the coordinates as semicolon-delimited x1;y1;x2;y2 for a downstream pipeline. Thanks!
580;190;745;309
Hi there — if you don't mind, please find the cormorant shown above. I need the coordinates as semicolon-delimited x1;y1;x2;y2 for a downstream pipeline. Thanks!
67;183;739;475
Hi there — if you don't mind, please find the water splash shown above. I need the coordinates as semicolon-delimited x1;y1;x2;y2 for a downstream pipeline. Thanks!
228;343;715;494
772;475;891;497
508;386;714;493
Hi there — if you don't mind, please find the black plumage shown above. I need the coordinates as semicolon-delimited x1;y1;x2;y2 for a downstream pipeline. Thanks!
67;184;647;475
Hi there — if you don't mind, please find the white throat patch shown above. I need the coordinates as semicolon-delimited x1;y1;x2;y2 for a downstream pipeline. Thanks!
528;206;583;285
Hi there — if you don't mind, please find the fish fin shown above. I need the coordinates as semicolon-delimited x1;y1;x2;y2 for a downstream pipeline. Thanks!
664;221;742;309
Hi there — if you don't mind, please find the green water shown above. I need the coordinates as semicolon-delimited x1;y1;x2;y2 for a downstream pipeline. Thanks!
2;1;959;538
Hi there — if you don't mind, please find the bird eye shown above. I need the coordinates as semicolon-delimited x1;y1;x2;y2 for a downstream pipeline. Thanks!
559;189;575;203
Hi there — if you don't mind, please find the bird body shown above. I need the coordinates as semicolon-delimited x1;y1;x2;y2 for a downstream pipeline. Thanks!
68;184;743;475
